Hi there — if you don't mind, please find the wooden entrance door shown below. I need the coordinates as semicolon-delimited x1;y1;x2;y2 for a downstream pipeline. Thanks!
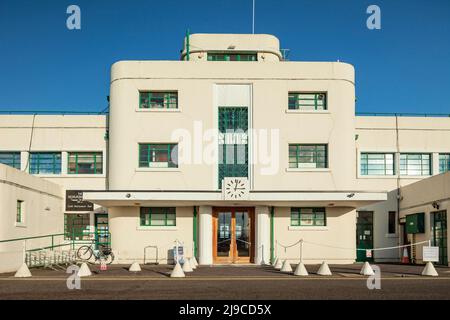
212;207;255;263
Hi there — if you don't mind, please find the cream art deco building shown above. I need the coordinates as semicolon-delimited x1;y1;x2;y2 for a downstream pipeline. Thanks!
0;33;449;267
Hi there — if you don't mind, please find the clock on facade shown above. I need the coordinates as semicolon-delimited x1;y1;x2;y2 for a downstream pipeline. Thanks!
223;177;250;200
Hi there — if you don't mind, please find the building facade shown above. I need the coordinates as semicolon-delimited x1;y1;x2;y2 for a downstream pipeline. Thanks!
0;34;449;266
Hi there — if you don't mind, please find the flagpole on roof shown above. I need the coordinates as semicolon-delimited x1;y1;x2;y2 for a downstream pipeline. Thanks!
252;0;255;34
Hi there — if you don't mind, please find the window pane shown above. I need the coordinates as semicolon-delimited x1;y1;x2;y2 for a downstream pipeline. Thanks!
360;153;395;175
400;153;431;176
139;92;178;109
288;92;327;110
439;154;450;173
290;144;327;168
0;152;21;169
68;152;102;174
139;144;178;168
29;152;61;174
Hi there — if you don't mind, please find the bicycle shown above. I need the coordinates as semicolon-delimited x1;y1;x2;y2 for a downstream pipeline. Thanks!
76;243;115;264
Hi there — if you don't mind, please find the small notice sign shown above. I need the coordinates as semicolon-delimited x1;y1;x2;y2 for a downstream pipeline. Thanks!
366;249;372;258
100;259;107;271
423;246;439;262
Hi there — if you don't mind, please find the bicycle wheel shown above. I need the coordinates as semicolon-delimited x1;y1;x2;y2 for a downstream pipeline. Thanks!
104;252;115;265
77;245;93;261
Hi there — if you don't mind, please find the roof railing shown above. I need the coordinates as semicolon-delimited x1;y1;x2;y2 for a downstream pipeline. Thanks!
356;112;450;118
0;110;108;115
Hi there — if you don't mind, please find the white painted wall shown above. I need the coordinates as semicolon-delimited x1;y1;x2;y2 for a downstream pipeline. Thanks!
0;164;64;273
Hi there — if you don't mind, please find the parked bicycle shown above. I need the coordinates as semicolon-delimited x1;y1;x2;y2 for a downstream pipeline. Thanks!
76;243;115;264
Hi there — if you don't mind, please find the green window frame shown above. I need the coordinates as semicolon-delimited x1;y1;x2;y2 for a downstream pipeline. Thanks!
399;153;431;176
207;52;257;61
139;91;178;109
289;144;328;169
64;213;91;240
0;152;21;169
16;200;24;223
288;92;327;110
68;152;103;174
291;208;326;226
439;153;450;173
138;143;178;168
29;152;61;174
360;153;395;176
140;207;176;226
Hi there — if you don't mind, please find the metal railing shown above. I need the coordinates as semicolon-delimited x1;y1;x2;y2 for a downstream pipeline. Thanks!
356;112;450;118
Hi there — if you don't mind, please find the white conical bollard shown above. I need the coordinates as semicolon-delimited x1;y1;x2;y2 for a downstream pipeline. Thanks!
182;259;193;272
189;257;197;270
294;262;309;276
421;262;439;277
272;257;278;267
129;262;141;272
274;258;283;270
317;261;332;276
360;262;375;276
14;263;32;278
191;256;199;267
170;262;185;278
280;260;293;273
77;262;92;277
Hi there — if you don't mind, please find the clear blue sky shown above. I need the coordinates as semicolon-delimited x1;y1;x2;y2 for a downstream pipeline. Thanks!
0;0;449;114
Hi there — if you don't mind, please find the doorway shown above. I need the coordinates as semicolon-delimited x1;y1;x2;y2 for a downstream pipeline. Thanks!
94;213;109;249
212;207;255;263
356;211;374;262
431;210;448;266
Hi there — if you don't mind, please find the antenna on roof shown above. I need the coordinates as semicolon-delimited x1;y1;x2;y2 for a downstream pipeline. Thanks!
252;0;255;34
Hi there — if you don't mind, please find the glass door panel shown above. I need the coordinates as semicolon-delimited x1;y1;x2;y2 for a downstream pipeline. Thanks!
235;211;250;258
217;212;232;258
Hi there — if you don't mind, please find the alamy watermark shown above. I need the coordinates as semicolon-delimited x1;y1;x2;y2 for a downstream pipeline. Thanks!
366;265;381;290
366;5;381;30
66;5;81;30
66;265;81;290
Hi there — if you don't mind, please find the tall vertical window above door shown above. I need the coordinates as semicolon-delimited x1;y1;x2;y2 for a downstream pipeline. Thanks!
218;107;248;188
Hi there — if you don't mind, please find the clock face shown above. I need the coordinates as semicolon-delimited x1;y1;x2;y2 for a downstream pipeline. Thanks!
223;178;249;200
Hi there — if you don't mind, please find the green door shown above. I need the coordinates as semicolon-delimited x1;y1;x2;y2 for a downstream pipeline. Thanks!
95;214;109;249
356;211;374;262
431;210;448;266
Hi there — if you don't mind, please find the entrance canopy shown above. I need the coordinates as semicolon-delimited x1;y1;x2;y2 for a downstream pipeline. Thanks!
83;190;387;208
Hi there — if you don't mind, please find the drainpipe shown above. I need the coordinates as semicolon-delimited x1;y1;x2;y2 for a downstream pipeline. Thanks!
270;206;274;263
193;206;198;258
395;114;402;261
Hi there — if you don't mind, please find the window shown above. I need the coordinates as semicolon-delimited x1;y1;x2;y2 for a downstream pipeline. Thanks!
439;153;450;173
291;208;326;226
388;211;396;234
64;214;90;240
139;91;178;109
139;144;178;168
289;144;328;169
140;207;176;226
207;53;257;61
360;153;395;175
0;152;21;169
29;152;61;174
16;200;24;223
68;152;103;174
288;92;327;111
399;153;431;176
